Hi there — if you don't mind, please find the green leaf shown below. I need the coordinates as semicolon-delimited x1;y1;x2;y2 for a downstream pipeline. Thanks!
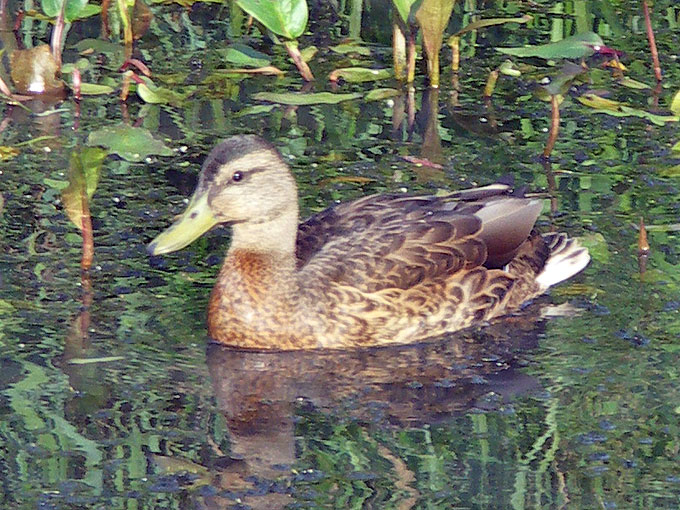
252;91;362;105
235;0;308;39
78;83;115;95
135;76;194;106
68;356;125;364
578;94;679;126
218;43;271;68
41;0;60;17
392;0;418;23
64;0;88;21
87;125;174;162
329;67;391;83
415;0;454;86
42;0;89;21
497;31;604;59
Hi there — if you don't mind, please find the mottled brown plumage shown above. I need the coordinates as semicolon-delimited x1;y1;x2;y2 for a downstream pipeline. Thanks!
148;135;590;350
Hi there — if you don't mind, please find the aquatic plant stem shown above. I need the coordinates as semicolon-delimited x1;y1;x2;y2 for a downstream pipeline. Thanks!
50;8;65;68
483;69;499;97
450;35;460;72
638;217;650;275
543;95;560;159
392;14;407;81
284;40;314;81
406;28;416;84
642;0;662;82
117;0;133;59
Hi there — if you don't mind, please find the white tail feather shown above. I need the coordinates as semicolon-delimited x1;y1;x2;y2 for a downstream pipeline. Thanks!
535;233;590;290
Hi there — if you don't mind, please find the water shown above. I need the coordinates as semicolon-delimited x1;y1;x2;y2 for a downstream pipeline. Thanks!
1;1;679;508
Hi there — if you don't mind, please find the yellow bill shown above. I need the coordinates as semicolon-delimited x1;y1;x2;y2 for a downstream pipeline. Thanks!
147;192;218;255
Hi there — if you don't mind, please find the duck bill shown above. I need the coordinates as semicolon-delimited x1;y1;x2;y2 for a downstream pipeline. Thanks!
147;192;218;255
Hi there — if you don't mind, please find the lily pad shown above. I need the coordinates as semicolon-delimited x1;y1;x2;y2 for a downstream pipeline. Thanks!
497;32;605;59
252;91;362;105
87;125;174;162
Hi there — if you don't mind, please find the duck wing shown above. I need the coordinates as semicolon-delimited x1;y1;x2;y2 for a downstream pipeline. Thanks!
295;184;543;293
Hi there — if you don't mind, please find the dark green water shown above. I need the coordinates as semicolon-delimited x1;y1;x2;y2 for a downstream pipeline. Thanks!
1;1;679;509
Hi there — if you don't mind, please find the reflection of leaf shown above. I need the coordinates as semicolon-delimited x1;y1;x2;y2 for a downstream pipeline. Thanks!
236;104;277;117
364;88;400;101
670;90;680;115
672;141;680;153
618;77;651;90
253;91;361;105
329;43;371;56
87;125;174;162
74;39;126;65
497;32;604;59
329;67;391;83
218;43;271;67
0;146;20;160
658;165;680;177
152;454;211;487
541;62;587;96
236;0;308;39
62;148;106;231
578;94;679;126
449;14;532;39
579;233;610;264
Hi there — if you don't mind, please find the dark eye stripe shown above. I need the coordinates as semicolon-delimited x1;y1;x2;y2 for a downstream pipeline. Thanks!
230;167;267;184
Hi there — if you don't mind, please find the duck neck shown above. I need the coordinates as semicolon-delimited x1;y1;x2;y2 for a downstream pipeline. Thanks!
229;206;299;255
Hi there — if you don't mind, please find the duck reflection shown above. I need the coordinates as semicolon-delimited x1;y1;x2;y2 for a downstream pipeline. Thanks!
192;314;546;510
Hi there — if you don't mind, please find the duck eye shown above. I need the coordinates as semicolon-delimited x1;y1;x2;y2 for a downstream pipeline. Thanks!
232;171;243;182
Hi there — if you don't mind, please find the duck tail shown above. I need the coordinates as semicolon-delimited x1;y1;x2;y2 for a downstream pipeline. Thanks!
535;233;590;290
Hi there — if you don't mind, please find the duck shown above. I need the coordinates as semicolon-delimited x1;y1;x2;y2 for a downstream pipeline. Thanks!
148;135;590;350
